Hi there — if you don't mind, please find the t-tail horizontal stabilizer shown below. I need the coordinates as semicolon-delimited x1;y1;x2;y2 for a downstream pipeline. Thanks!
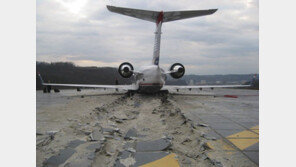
106;5;217;23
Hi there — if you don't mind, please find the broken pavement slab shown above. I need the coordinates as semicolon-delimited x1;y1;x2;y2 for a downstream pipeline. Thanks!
67;140;86;149
124;128;138;140
90;129;104;141
43;148;76;167
86;142;102;152
114;151;134;167
136;138;171;152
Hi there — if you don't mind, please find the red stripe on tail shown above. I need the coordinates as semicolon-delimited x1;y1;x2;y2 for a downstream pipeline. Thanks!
156;11;163;25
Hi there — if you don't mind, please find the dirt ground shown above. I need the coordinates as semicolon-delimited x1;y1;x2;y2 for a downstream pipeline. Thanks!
36;89;256;167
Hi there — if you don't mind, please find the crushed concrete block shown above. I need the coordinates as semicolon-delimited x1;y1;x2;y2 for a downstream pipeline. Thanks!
202;133;217;140
198;123;209;127
64;159;92;167
123;142;135;150
124;128;137;140
181;138;192;145
104;135;114;139
43;148;76;167
200;153;209;160
46;130;58;136
211;159;223;167
67;140;86;149
114;151;134;167
200;142;212;151
131;110;139;115
90;129;103;141
102;128;117;135
134;152;169;166
86;142;102;152
142;128;150;131
37;135;54;147
136;138;171;152
181;157;192;164
126;148;136;153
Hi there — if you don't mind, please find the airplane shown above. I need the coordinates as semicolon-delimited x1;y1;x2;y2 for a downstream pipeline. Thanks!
38;5;251;94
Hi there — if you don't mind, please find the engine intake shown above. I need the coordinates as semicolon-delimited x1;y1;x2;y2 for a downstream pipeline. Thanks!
169;63;185;79
118;62;134;78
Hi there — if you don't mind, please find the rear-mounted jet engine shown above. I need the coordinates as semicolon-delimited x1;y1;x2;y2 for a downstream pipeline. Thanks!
118;62;134;78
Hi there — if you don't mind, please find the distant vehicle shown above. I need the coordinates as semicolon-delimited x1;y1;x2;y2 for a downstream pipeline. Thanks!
39;6;250;94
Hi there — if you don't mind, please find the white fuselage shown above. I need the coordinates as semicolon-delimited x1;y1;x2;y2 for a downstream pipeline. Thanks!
135;65;166;93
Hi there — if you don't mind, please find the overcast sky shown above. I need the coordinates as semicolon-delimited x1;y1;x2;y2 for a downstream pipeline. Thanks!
37;0;258;75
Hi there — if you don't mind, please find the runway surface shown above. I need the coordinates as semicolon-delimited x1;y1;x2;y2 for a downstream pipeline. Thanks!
175;88;259;165
36;88;259;167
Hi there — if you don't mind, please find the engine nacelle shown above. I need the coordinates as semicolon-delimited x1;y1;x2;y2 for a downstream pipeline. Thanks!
169;63;185;79
118;62;134;78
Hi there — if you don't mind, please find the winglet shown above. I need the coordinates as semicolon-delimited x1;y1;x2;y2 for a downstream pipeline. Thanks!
38;72;44;85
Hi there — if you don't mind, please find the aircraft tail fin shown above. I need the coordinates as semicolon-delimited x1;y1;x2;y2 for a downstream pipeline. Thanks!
106;6;217;23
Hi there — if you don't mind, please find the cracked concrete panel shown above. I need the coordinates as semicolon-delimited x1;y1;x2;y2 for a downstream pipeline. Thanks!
136;139;171;152
134;152;170;166
43;148;76;167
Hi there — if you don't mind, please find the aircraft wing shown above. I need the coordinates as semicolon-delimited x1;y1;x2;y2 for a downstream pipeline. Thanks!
42;83;137;91
38;73;137;91
162;84;251;90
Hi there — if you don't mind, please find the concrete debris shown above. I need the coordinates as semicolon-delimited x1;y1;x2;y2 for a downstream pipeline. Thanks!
134;101;141;107
37;134;55;147
142;128;150;131
114;151;133;167
86;142;102;152
82;130;92;135
123;142;136;150
46;130;59;136
198;123;209;127
119;155;136;167
102;128;117;135
90;129;104;141
181;157;192;164
185;152;198;160
130;110;139;115
64;159;92;167
152;109;157;114
115;119;123;123
67;140;86;149
200;153;209;160
43;148;76;167
175;108;181;114
181;138;192;145
200;142;212;151
103;134;114;139
190;122;197;129
126;147;136;153
172;130;181;135
105;145;116;155
136;138;171;152
124;128;137;140
169;111;176;117
211;159;224;167
134;152;169;167
202;133;217;140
